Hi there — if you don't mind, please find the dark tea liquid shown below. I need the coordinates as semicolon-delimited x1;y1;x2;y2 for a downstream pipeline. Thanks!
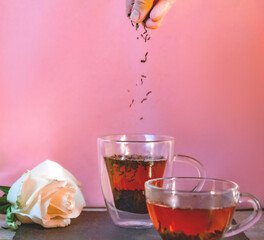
104;155;167;214
147;203;235;240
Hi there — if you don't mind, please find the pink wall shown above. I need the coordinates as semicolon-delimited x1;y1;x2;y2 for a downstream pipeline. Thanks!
1;0;264;206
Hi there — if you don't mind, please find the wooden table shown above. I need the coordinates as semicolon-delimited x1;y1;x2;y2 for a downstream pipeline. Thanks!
1;208;263;240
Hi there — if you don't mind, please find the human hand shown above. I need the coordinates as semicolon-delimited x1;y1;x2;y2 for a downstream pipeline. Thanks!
126;0;176;29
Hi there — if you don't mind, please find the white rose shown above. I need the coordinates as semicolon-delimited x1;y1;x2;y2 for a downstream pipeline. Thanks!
7;160;86;228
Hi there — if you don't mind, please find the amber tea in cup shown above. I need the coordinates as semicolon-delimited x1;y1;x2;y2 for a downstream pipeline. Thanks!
145;177;262;240
98;134;205;228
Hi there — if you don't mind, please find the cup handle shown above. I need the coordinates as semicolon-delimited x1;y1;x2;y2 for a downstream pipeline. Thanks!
174;154;206;178
173;155;206;191
224;193;262;237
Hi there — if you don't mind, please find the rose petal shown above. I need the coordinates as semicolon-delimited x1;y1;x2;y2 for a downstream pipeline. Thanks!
7;170;31;207
7;160;86;228
16;212;71;228
31;160;82;188
42;218;71;228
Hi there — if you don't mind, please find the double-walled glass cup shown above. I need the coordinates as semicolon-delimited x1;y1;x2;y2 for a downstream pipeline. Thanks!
145;177;262;240
98;134;206;228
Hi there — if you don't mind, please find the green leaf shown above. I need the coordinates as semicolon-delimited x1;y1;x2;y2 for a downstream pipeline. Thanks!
0;192;11;214
0;195;8;204
0;186;10;195
5;206;18;231
0;203;10;214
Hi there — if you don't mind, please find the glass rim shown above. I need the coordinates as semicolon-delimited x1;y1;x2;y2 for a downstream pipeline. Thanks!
98;134;175;143
145;177;239;195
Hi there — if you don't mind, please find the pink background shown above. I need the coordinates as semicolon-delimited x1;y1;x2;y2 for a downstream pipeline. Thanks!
1;0;264;206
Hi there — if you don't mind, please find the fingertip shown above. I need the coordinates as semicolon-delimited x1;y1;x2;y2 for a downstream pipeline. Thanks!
149;1;172;22
126;0;134;16
131;0;154;23
130;9;141;23
145;18;163;29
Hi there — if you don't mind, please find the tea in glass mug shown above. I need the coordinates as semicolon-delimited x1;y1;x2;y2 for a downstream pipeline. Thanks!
98;134;205;228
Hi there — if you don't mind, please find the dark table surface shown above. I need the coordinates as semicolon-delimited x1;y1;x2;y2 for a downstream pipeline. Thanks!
12;209;250;240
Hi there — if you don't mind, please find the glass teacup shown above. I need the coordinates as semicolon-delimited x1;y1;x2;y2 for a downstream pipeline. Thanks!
98;134;205;228
145;177;262;240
